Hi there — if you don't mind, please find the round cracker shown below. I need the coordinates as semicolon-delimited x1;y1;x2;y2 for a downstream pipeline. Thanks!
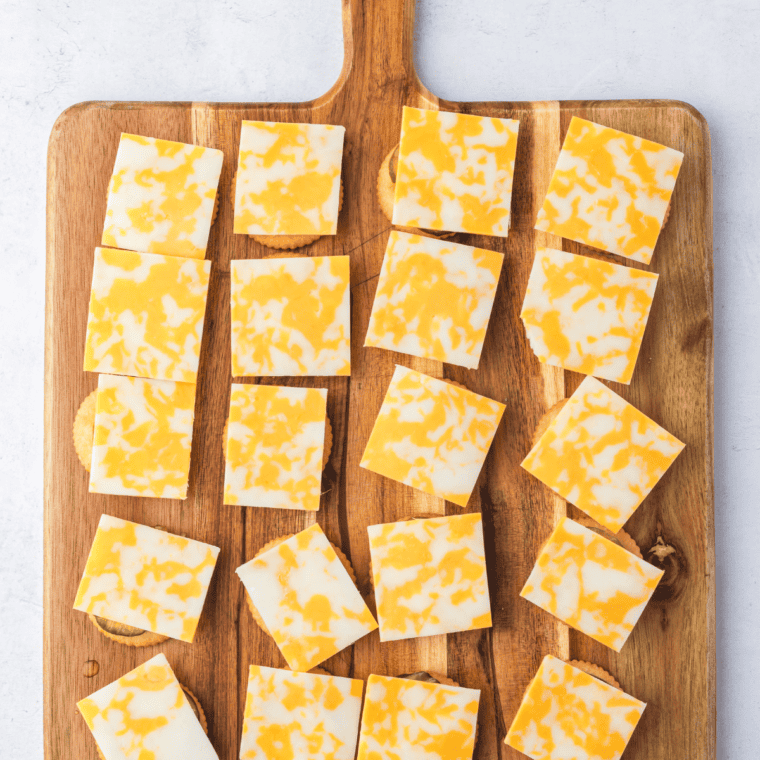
376;145;454;240
223;415;332;471
231;171;343;250
73;390;98;472
181;684;208;733
89;615;169;648
245;533;357;639
567;660;621;689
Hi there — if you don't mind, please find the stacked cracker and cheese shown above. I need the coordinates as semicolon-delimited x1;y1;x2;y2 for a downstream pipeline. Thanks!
71;110;689;760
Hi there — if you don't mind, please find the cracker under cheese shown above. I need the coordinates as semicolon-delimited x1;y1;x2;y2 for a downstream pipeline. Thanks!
230;256;350;377
392;106;519;237
236;524;377;672
78;654;218;760
368;513;492;641
521;247;658;384
357;674;480;760
84;247;211;382
234;121;344;236
506;655;646;760
535;117;683;264
365;231;503;369
360;365;505;507
89;373;196;499
74;515;219;643
521;517;663;652
240;666;364;760
223;384;327;511
522;375;684;532
102;133;223;260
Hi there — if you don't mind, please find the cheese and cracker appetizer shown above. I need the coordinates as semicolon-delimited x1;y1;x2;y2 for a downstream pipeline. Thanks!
392;106;519;237
365;231;503;369
103;133;223;260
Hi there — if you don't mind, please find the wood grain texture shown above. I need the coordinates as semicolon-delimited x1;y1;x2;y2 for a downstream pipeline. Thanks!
44;0;714;758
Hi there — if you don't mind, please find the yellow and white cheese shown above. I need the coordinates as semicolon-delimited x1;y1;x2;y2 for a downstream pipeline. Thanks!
103;133;223;260
535;117;683;264
230;256;350;377
360;365;505;507
234;121;344;236
84;247;211;382
368;513;491;641
236;524;377;672
520;517;663;652
89;374;196;500
74;515;219;643
522;375;684;532
77;654;218;760
357;674;480;760
521;247;658;384
392;106;519;237
365;231;504;369
223;384;327;511
240;665;364;760
505;655;646;760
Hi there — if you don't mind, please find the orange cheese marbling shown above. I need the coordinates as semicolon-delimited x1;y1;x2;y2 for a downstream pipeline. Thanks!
84;247;211;382
74;515;219;643
236;524;377;672
520;518;663;652
535;117;683;264
392;106;519;237
361;365;505;507
505;655;646;760
368;513;491;641
89;373;196;500
240;665;364;760
78;654;218;760
357;674;480;760
234;121;344;236
521;247;658;384
231;256;350;377
522;375;684;532
223;384;327;511
103;133;223;260
365;231;504;369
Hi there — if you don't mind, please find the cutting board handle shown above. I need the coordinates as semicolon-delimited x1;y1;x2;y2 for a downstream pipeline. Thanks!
316;0;439;109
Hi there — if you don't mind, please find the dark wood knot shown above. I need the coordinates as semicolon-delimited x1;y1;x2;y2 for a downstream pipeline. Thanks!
648;535;687;603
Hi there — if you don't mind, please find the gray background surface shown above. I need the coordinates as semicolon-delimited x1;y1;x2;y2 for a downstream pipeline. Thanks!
1;0;756;756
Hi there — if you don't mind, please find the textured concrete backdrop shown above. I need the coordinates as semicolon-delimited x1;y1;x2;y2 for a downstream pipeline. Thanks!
1;0;757;757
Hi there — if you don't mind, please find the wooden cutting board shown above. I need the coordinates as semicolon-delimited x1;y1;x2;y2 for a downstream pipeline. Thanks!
44;0;714;758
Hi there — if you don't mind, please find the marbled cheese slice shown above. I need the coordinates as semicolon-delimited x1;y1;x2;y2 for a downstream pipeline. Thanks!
357;674;479;760
360;365;505;507
521;247;658;384
234;120;344;235
77;654;218;760
392;106;519;237
240;665;364;760
505;655;645;760
231;256;350;377
521;517;663;652
102;133;223;260
365;231;504;369
368;513;492;641
84;247;211;382
74;515;219;643
223;384;327;511
522;375;684;532
535;117;683;264
236;524;378;672
89;374;196;499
